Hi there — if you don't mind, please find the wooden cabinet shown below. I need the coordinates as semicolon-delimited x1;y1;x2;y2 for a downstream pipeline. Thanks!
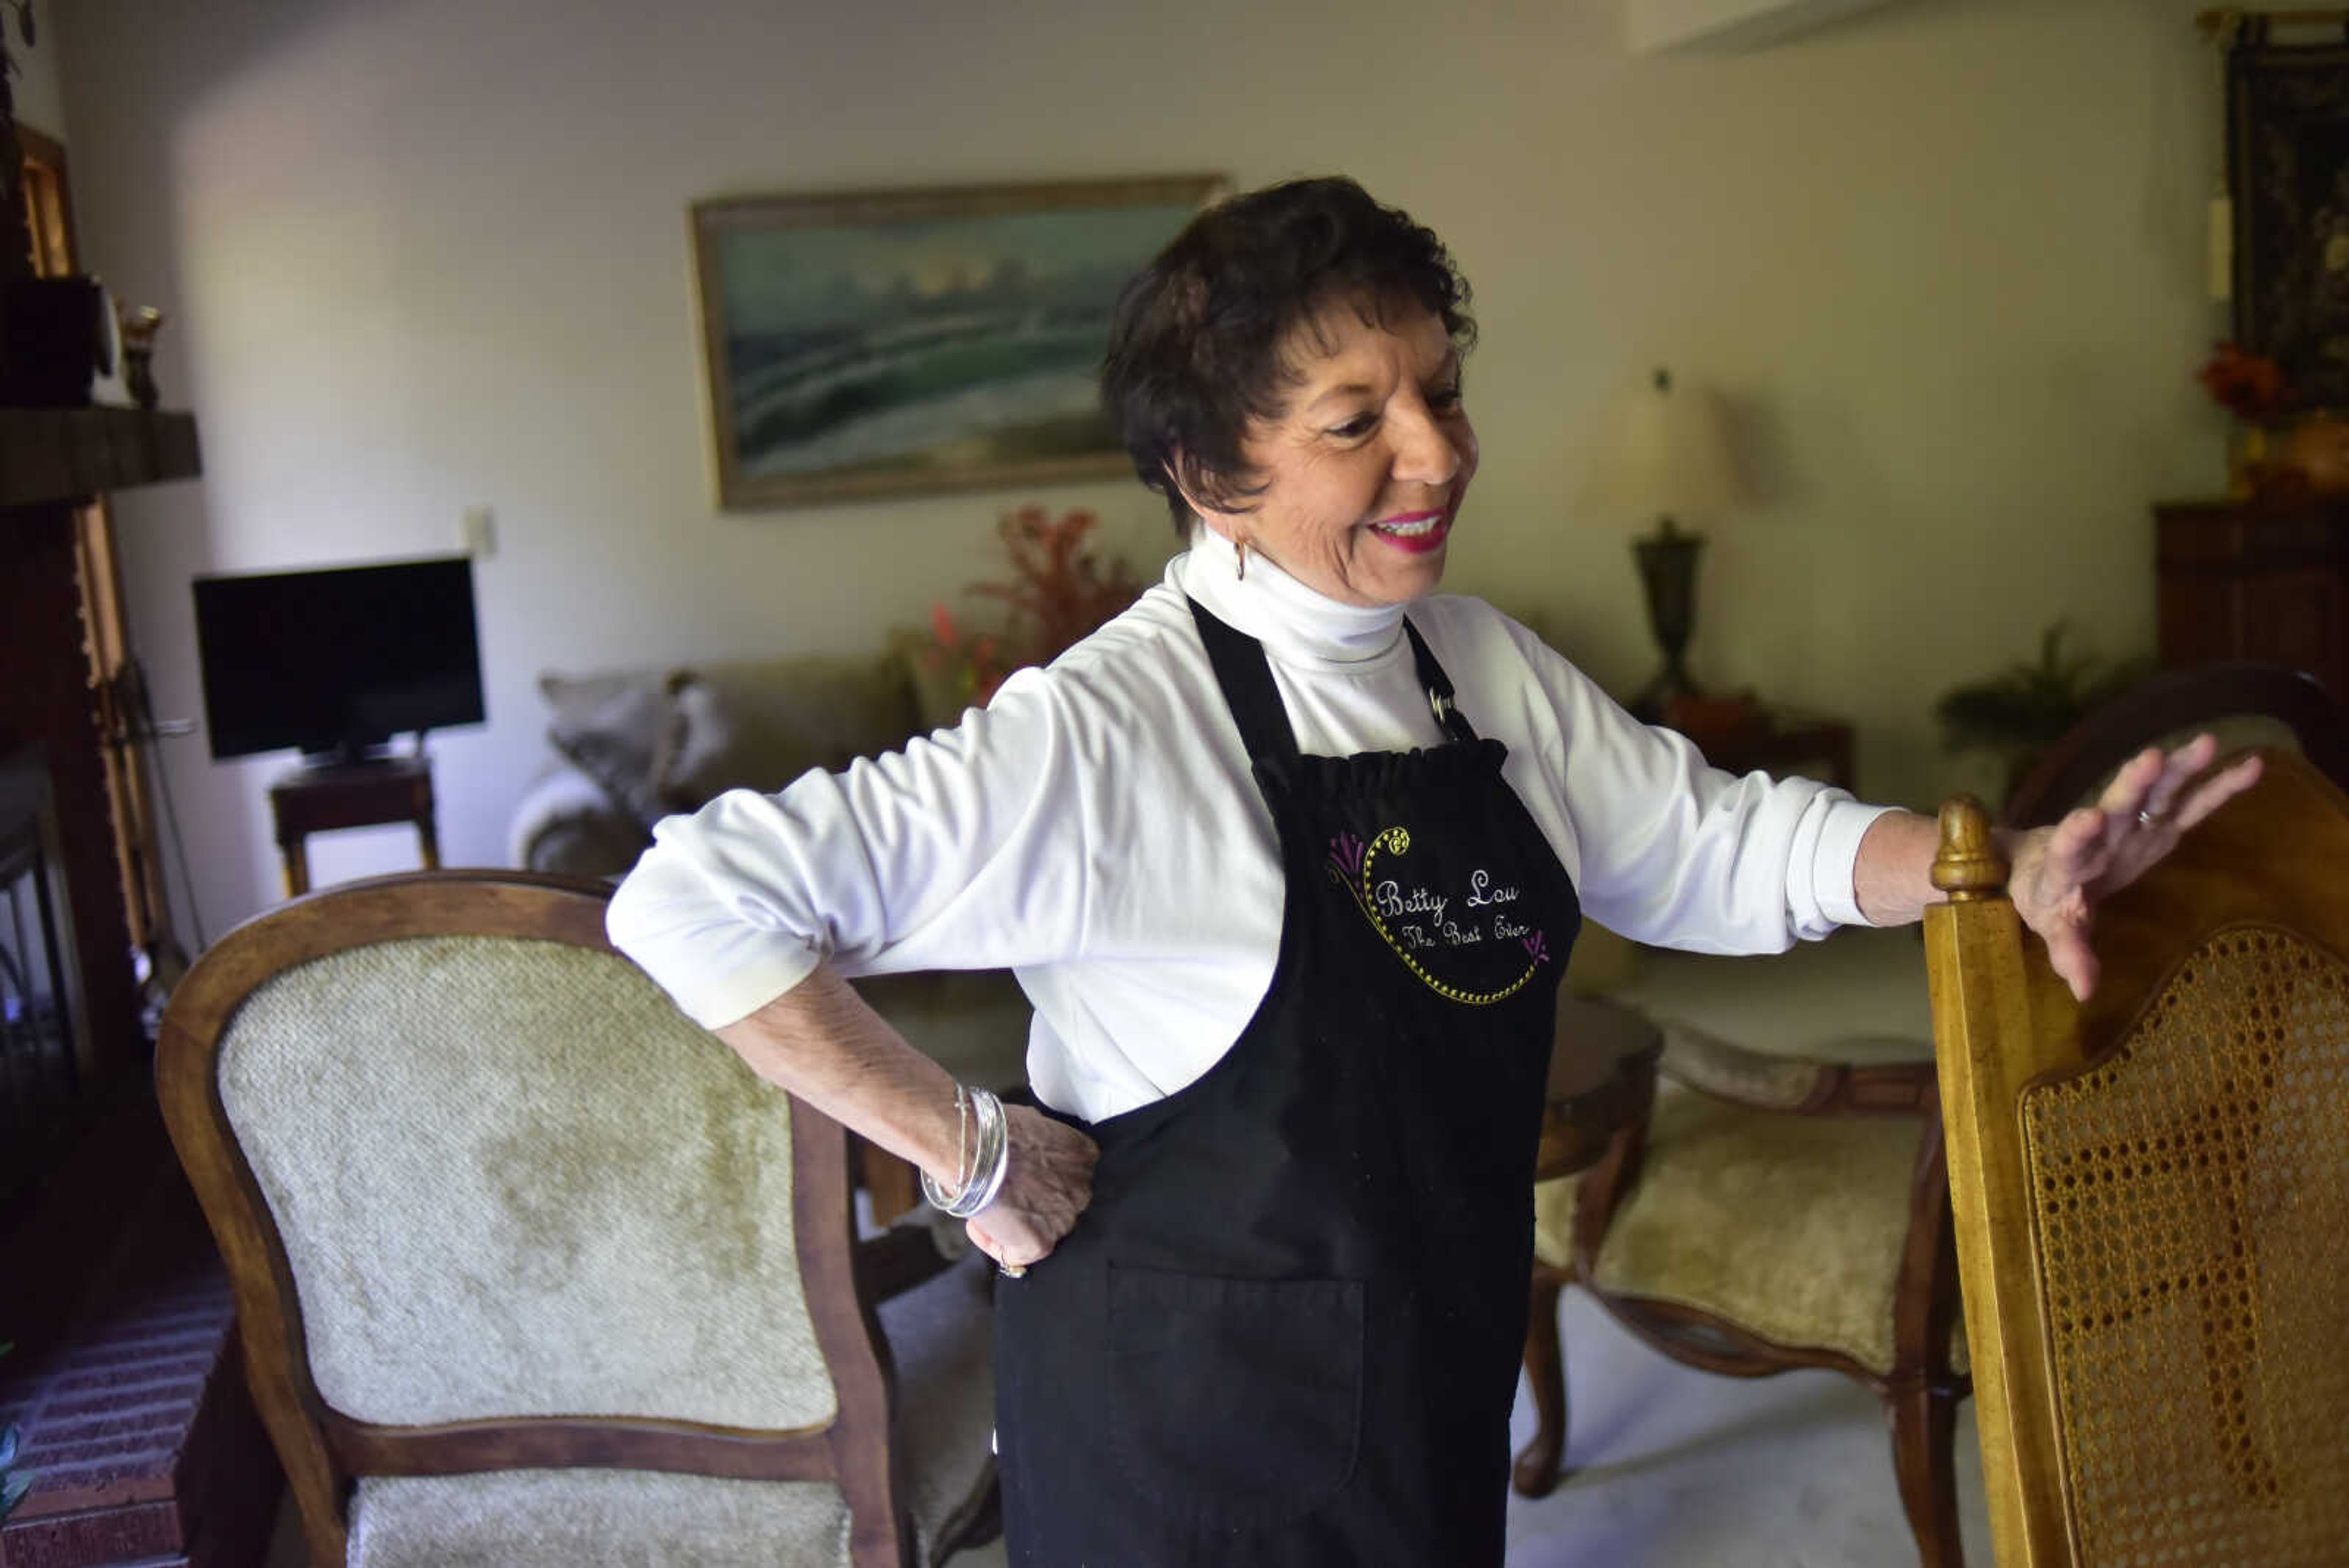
1671;709;1857;792
2154;497;2349;697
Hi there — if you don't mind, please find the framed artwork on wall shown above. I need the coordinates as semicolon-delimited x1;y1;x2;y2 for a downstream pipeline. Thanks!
690;174;1226;510
2228;25;2349;409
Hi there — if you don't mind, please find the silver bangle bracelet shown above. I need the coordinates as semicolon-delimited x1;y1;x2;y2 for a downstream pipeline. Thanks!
965;1087;1012;1214
920;1083;1011;1219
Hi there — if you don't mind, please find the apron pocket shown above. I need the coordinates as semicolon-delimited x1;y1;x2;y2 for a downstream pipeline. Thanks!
1104;1264;1366;1532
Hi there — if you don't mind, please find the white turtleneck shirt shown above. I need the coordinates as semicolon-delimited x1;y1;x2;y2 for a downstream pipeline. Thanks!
606;532;1893;1122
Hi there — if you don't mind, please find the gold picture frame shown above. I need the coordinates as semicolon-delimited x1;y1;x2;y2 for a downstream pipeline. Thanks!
691;174;1226;510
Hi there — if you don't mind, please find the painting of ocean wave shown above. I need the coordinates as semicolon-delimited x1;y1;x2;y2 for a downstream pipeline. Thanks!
693;177;1224;508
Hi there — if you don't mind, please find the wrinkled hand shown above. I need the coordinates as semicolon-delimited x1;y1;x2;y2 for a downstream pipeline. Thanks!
966;1105;1098;1272
2006;735;2265;1002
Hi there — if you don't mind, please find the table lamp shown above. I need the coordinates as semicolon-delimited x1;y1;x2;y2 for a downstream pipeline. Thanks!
1582;367;1742;722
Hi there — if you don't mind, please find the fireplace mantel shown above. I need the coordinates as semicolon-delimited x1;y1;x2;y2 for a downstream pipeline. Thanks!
1;406;201;510
0;404;204;1124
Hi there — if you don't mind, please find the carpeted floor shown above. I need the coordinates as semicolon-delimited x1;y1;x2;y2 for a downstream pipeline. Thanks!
1496;1287;1988;1566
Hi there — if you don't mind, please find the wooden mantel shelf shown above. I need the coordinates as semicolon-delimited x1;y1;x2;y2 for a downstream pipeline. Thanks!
1;406;201;510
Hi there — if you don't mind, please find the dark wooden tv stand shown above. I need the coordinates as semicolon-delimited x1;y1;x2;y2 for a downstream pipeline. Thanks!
268;754;439;896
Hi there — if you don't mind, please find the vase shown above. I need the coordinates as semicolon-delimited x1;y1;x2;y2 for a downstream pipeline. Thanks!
2282;412;2349;496
2227;423;2273;500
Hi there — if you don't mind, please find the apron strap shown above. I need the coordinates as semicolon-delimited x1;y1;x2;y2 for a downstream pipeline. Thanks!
1188;596;1302;768
1403;619;1482;745
1190;596;1483;761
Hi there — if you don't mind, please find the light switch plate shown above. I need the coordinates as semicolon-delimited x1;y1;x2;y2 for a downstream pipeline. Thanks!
461;505;497;559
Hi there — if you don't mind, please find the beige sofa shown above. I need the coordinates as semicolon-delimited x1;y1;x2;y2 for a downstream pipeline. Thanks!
509;640;1034;1099
510;639;959;880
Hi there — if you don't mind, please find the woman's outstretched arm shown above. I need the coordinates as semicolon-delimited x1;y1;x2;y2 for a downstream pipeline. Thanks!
1852;735;2264;1000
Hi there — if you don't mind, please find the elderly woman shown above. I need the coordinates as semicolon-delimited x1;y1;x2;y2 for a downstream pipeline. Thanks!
608;177;2255;1566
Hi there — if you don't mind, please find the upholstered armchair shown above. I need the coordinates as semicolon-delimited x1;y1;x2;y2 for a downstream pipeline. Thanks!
1518;995;1967;1562
156;871;996;1568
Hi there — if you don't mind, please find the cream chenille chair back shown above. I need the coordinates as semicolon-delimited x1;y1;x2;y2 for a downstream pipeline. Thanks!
157;870;995;1568
1924;751;2349;1566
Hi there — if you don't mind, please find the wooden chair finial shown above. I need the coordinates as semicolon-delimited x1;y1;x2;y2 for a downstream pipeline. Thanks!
1930;795;2007;901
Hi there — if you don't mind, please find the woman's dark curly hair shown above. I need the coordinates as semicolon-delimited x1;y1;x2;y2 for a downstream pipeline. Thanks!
1100;177;1475;533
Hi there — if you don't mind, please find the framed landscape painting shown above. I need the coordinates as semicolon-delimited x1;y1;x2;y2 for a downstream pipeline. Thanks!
691;174;1226;509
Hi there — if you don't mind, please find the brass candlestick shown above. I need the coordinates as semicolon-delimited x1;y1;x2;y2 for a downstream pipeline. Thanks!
118;305;164;409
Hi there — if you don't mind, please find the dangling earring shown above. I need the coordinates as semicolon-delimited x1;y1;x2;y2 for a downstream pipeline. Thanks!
1234;535;1250;581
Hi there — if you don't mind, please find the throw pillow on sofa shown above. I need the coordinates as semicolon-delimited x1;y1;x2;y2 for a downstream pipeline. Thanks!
540;669;694;828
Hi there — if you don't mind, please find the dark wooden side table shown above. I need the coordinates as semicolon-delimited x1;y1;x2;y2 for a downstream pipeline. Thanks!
268;756;439;897
1668;707;1858;792
2154;495;2349;697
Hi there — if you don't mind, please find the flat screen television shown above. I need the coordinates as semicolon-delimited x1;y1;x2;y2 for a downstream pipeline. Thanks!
192;555;486;764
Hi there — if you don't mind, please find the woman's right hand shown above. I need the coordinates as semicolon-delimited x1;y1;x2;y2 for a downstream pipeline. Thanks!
967;1105;1099;1272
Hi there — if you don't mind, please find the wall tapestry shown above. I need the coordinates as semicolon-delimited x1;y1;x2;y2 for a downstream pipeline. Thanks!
2230;22;2349;409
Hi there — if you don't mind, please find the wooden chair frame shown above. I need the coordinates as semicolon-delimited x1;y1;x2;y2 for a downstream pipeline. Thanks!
1925;749;2349;1564
157;869;979;1568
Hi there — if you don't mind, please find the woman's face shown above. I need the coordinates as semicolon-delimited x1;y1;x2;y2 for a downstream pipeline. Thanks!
1192;302;1477;608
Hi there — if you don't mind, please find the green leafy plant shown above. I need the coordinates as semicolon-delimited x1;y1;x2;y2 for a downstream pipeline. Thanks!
1;1342;31;1525
1933;623;2153;798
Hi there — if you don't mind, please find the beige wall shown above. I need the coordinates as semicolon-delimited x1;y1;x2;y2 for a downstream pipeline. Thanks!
6;0;70;139
46;0;2229;940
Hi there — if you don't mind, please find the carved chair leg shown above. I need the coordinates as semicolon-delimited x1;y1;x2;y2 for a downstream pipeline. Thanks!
1885;1383;1962;1568
1512;1264;1572;1497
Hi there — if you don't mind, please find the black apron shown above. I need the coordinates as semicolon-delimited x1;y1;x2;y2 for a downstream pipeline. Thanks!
995;598;1581;1566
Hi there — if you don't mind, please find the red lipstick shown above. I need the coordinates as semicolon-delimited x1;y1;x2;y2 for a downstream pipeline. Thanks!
1367;507;1452;555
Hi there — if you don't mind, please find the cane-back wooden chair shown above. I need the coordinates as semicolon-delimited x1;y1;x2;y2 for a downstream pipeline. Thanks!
1924;749;2349;1566
157;870;996;1568
1519;663;2349;1566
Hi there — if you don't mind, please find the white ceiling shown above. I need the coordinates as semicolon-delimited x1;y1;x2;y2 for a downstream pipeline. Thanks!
1628;0;1907;54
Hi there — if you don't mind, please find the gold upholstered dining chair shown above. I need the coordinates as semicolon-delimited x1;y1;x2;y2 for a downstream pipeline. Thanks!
1924;748;2349;1564
157;870;996;1568
1518;974;1969;1562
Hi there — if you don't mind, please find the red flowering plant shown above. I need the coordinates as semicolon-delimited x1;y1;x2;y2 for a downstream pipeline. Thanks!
2198;342;2294;424
919;506;1144;707
920;603;1008;708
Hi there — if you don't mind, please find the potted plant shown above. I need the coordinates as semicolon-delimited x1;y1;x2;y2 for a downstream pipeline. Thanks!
915;505;1143;708
2200;341;2294;497
2197;341;2349;498
1933;623;2153;800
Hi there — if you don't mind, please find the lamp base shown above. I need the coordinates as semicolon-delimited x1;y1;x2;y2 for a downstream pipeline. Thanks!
1628;519;1706;724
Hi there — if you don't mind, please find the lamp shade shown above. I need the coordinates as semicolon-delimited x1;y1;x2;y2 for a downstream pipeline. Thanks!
1581;367;1742;529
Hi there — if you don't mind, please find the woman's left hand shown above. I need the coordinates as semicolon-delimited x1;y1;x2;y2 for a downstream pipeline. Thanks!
2006;735;2266;1002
